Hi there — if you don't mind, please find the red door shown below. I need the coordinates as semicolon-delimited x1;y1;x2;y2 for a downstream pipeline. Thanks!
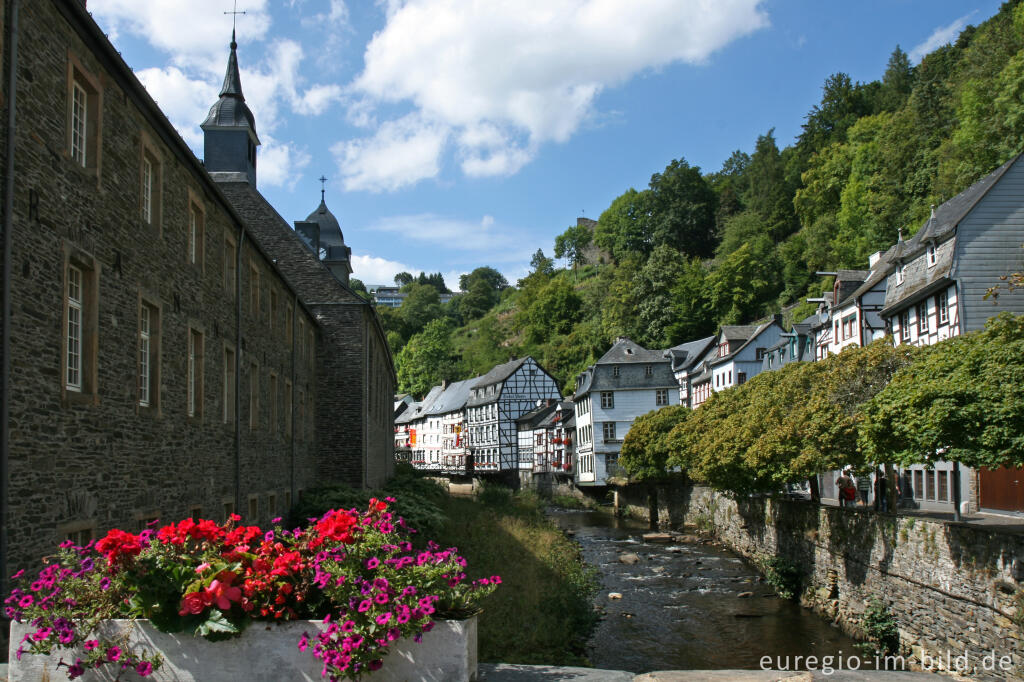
979;467;1024;512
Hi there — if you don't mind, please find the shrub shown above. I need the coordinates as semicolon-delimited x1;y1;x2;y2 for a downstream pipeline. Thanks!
857;597;900;655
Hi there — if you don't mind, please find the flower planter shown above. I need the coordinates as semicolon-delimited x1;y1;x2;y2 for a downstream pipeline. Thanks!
8;616;478;681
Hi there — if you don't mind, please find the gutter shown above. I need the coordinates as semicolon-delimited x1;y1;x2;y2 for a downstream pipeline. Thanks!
2;0;21;595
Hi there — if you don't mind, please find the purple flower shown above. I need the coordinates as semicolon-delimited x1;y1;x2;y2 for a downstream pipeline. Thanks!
136;660;154;676
374;592;389;605
368;659;383;671
375;612;392;625
106;646;121;662
365;557;380;570
357;599;372;613
99;577;111;591
298;633;309;652
67;660;85;679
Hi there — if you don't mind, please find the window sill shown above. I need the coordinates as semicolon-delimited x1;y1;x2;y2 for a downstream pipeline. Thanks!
62;389;98;408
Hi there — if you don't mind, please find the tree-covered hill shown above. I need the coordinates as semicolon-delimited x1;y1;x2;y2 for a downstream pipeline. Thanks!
384;1;1024;397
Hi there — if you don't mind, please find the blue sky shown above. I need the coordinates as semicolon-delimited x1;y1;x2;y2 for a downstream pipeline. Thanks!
89;0;1003;288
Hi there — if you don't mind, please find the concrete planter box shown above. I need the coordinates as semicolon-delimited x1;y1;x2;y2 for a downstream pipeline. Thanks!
8;616;478;681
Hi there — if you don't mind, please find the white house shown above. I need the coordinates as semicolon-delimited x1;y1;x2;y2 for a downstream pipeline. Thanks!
465;357;561;475
688;319;784;409
573;338;679;486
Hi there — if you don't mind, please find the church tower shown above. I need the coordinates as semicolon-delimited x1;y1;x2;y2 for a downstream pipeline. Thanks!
201;30;260;185
295;184;353;286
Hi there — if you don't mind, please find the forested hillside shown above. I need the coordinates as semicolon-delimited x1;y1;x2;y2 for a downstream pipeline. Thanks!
374;1;1024;397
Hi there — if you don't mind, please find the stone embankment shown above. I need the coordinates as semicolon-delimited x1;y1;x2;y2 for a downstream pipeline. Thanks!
613;483;1023;679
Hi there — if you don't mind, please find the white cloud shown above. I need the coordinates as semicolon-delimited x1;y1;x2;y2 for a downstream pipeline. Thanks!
135;67;216;149
297;85;345;115
331;115;448;192
343;0;769;189
259;136;311;189
364;213;531;261
90;0;272;72
350;254;414;285
909;13;974;62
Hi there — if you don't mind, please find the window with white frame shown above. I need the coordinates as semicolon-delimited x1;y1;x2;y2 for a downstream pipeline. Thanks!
71;82;88;167
66;265;83;391
602;422;616;442
900;310;911;342
655;388;668;406
600;391;614;409
141;156;153;223
917;301;929;335
645;365;652;376
612;365;619;377
68;58;101;173
936;290;948;325
927;242;937;267
138;302;159;409
896;262;905;285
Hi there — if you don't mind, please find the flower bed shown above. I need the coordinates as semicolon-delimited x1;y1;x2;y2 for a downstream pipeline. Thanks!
5;499;497;681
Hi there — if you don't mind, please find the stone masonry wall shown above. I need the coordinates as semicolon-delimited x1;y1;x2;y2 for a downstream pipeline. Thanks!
4;0;319;578
615;482;1024;678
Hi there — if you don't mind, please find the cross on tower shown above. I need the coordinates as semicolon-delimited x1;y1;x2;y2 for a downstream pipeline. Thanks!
319;175;328;202
225;0;246;34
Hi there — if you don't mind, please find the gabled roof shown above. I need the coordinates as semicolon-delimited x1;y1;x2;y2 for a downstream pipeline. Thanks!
516;402;557;427
710;319;782;366
597;338;666;364
720;324;761;341
837;247;895;307
395;402;421;425
472;357;528;389
664;335;717;372
426;378;477;416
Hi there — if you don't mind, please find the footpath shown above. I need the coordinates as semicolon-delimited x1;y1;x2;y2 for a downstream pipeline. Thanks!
480;664;947;680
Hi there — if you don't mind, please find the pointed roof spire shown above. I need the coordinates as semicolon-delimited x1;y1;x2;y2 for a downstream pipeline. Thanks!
202;30;258;137
219;30;245;99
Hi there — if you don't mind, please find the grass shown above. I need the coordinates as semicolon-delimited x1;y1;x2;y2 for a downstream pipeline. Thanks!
436;489;599;665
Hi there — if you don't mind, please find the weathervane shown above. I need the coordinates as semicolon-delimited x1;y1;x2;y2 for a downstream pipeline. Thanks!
225;0;246;37
319;175;328;202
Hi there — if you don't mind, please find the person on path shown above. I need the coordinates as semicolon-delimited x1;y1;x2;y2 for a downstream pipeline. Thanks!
857;472;871;506
836;469;856;508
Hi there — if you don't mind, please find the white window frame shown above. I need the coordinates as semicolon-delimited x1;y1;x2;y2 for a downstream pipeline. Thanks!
655;388;668;406
927;243;937;267
600;391;614;409
66;265;83;391
900;310;911;342
896;262;905;285
71;82;87;167
917;301;929;335
937;291;949;325
602;421;616;442
138;305;151;407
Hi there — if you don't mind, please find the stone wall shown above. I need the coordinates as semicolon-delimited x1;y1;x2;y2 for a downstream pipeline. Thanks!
615;483;1024;678
3;0;327;578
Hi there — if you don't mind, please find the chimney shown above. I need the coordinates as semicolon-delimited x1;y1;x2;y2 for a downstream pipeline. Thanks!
772;313;783;326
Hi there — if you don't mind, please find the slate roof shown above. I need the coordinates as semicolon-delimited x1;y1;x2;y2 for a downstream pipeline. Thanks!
664;335;717;372
710;320;780;367
721;325;761;341
425;378;477;416
596;338;666;364
395;402;421;425
516;402;557;428
472;357;528;389
837;248;895;307
201;33;259;137
305;198;346;250
573;341;675;399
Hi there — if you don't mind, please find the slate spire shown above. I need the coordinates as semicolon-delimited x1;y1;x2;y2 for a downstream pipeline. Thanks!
201;30;260;184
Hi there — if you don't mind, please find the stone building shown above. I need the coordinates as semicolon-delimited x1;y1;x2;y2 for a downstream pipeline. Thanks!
0;0;395;585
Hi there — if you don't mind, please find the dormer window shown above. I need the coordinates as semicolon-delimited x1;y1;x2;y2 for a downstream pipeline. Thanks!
896;262;905;285
927;243;937;267
718;341;729;357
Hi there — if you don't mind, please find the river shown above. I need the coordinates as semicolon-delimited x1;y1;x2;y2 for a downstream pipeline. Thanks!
547;507;866;674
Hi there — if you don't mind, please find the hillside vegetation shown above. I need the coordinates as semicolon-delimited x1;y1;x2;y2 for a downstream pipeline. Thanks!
378;1;1024;396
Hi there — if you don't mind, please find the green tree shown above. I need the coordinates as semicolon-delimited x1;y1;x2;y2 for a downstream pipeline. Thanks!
521;278;583;344
554;222;593;273
394;271;414;287
742;130;797;242
620;405;690;482
647;157;718;259
879;45;915;111
400;283;445;333
861;314;1024;469
396;318;461;397
594;188;651;261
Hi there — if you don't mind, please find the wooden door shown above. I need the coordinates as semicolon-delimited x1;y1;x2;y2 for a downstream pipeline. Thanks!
979;466;1024;512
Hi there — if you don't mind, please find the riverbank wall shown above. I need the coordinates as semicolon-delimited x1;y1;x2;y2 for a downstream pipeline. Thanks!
613;483;1023;677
